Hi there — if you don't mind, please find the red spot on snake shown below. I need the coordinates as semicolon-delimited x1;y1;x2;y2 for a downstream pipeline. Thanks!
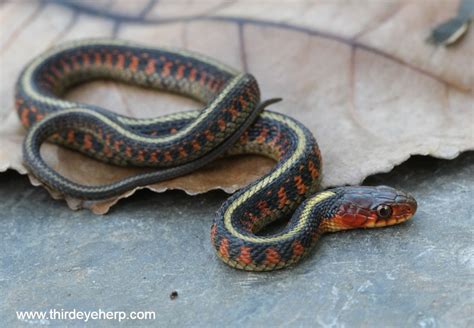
219;238;229;259
162;61;173;77
20;108;30;127
199;71;207;85
292;241;304;258
116;54;125;69
256;128;269;144
145;59;156;75
136;150;145;162
178;147;187;158
192;140;201;151
314;145;322;162
189;68;197;81
114;140;123;152
94;53;101;65
227;107;239;120
204;130;215;141
248;212;259;224
238;246;253;265
125;146;132;158
218;119;226;131
83;134;93;150
176;65;185;80
264;248;281;265
51;66;62;78
105;53;113;66
294;176;307;195
71;56;80;70
239;95;248;109
51;133;60;141
170;128;177;134
308;160;319;180
257;200;271;218
211;80;221;92
150;152;158;162
207;78;216;90
242;212;254;231
239;131;249;144
129;56;139;72
67;130;75;144
278;187;288;209
103;145;112;157
81;53;90;66
164;151;172;162
210;224;217;243
60;59;71;73
45;74;55;83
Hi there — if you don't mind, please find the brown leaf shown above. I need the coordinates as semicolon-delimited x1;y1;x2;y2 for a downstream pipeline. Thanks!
0;0;473;214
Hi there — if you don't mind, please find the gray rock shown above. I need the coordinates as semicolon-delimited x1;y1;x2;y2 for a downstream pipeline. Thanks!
1;152;472;327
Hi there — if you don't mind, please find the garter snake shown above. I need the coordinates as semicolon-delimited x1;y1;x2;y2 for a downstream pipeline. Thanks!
16;39;417;271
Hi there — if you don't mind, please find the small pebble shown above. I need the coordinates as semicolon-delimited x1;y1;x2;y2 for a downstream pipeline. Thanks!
170;291;178;300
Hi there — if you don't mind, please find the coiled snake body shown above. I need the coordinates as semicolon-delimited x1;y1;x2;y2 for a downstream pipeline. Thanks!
16;39;417;271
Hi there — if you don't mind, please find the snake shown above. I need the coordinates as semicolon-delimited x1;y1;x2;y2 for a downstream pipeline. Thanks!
16;39;417;271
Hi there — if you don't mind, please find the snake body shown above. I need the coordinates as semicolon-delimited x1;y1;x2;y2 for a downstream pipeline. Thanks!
16;39;417;271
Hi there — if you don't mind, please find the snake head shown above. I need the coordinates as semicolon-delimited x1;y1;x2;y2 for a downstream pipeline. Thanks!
327;186;417;231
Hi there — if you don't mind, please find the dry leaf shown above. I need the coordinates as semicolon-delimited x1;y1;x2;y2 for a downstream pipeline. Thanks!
0;0;473;214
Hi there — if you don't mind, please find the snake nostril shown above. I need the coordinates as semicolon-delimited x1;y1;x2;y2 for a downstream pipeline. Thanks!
408;198;417;214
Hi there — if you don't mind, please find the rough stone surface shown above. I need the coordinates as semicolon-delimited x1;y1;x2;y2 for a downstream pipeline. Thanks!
0;152;472;327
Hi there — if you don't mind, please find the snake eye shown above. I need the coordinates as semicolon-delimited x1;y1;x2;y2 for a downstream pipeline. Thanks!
376;205;392;219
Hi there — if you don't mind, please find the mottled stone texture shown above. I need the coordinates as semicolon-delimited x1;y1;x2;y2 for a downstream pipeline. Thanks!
0;152;472;327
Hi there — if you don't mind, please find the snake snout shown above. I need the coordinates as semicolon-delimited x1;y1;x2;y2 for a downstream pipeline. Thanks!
395;190;417;215
374;187;418;226
407;196;417;216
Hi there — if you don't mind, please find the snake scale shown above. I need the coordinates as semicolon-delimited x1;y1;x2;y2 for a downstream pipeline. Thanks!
16;39;417;271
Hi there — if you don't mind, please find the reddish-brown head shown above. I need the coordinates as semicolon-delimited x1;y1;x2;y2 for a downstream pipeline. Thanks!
324;186;417;232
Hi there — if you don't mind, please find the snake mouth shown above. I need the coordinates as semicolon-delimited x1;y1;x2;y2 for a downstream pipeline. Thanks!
369;214;413;227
